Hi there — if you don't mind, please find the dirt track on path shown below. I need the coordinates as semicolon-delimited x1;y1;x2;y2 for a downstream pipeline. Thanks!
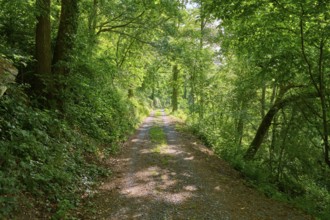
80;110;312;220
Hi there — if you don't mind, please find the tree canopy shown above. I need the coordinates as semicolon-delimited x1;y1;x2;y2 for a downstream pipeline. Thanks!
0;0;329;218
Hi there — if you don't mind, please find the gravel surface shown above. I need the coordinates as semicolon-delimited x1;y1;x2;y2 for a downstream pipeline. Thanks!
80;110;313;220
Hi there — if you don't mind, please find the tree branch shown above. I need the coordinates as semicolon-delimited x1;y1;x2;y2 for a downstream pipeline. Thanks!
299;7;320;95
96;11;145;35
108;30;156;47
244;92;320;160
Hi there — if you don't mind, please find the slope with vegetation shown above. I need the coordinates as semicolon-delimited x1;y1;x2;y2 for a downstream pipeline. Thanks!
0;0;329;219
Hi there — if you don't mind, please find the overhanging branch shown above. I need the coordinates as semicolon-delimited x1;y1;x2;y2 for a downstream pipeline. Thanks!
96;11;145;35
109;30;156;47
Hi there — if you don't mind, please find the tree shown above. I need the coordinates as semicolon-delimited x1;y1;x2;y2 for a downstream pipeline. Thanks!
243;92;318;160
35;0;51;93
171;64;179;112
205;0;330;166
53;0;79;75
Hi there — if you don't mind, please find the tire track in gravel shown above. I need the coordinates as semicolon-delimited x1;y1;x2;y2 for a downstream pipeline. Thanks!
80;110;313;220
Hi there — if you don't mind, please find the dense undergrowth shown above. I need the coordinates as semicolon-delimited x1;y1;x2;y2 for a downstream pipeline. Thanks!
0;80;149;218
0;2;154;217
167;108;330;219
2;0;329;219
183;114;330;219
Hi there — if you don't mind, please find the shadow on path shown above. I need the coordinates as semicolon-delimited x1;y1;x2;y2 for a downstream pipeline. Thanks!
81;110;313;220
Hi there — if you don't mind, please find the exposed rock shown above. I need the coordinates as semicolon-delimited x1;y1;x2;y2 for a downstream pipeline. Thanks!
0;57;18;97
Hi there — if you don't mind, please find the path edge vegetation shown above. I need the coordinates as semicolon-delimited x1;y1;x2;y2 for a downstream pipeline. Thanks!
1;0;153;218
168;108;328;219
1;0;330;219
0;86;150;219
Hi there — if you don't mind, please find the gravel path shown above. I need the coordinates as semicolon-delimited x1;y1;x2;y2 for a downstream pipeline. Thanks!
80;110;313;220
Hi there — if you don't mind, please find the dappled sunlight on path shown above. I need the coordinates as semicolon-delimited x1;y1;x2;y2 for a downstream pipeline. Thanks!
81;110;313;220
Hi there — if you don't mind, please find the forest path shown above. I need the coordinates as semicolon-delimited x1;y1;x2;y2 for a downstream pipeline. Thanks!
79;110;312;220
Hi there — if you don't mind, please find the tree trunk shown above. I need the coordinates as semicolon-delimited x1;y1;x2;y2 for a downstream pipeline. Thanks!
300;17;330;167
35;0;51;92
53;0;79;74
244;93;318;160
198;8;206;121
261;85;266;119
172;64;179;112
269;113;277;172
317;40;330;167
244;103;282;160
268;83;277;170
88;0;98;38
183;78;187;100
236;99;246;147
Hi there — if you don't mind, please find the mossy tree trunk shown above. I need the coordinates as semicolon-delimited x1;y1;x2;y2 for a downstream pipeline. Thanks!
51;0;79;109
53;0;79;75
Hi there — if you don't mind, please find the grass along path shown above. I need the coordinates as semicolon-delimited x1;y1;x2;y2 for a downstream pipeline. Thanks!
77;110;312;219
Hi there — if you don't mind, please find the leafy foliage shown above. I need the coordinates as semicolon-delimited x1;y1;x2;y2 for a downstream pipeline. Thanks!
0;74;149;219
1;0;330;218
0;0;151;218
183;0;330;218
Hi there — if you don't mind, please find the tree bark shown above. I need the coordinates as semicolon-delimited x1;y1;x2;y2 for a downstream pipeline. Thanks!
244;102;282;160
53;0;79;74
172;64;179;112
88;0;98;37
35;0;51;91
300;14;330;167
244;93;318;160
236;99;246;147
317;39;330;167
261;85;266;119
